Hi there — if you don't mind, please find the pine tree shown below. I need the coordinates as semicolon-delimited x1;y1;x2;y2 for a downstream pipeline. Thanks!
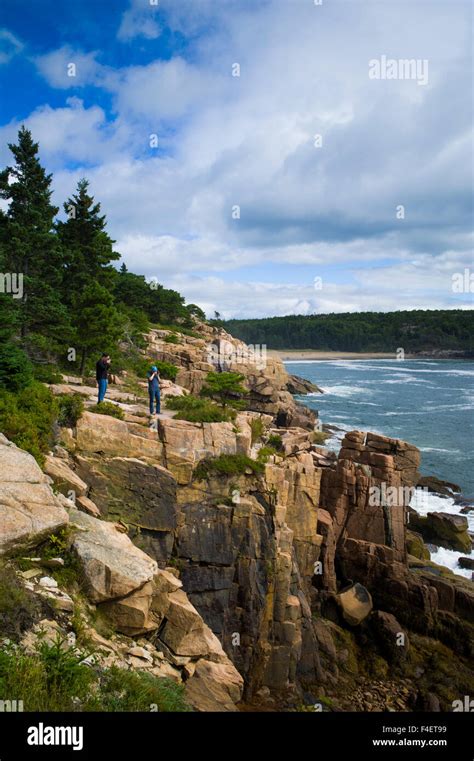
57;178;120;302
0;126;69;351
73;282;124;374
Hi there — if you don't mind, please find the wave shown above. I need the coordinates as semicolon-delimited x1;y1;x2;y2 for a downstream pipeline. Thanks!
321;385;372;398
429;546;474;580
420;447;461;454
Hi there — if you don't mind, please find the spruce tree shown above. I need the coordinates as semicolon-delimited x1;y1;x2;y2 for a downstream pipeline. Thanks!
0;126;69;351
57;178;120;302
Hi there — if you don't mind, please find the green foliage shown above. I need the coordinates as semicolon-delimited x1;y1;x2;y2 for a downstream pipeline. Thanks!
164;333;179;344
249;417;265;444
200;371;247;411
165;394;232;422
194;453;264;480
0;342;33;391
32;363;63;384
267;433;283;450
95;401;125;419
0;563;41;640
57;394;84;427
97;667;191;712
73;282;125;374
223;310;474;353
0;382;57;465
156;360;178;381
256;445;279;463
0;637;191;712
0;127;70;344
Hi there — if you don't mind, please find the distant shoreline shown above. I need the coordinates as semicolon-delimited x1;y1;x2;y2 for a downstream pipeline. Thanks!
270;350;405;361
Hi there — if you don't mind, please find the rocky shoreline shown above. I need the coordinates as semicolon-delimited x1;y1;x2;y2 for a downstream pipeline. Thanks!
0;322;473;712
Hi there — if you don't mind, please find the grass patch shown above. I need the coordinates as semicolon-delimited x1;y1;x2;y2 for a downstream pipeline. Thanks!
32;364;63;384
95;401;125;420
194;453;264;480
249;417;265;445
57;394;84;427
0;637;191;712
164;334;179;344
0;563;42;640
165;395;233;423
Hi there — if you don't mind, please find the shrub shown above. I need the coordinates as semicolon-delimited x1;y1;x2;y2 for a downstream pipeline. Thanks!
200;371;246;411
156;360;178;382
267;433;283;451
164;333;179;344
249;417;264;444
0;563;41;640
256;445;279;464
95;401;125;420
0;342;34;392
194;454;264;480
165;395;232;423
57;394;84;427
129;357;179;382
32;364;63;384
0;382;57;465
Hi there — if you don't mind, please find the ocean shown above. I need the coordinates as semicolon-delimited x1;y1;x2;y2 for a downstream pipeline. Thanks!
286;358;474;578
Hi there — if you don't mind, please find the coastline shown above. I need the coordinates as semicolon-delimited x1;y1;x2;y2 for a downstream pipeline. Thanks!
271;350;399;361
271;350;473;361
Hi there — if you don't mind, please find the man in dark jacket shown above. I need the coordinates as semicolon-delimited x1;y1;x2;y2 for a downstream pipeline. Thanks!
96;353;110;403
147;365;161;415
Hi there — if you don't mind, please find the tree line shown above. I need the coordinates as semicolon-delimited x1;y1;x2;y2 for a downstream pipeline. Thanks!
219;310;474;353
0;127;205;384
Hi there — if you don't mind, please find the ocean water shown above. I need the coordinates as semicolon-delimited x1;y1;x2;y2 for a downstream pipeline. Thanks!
286;359;474;578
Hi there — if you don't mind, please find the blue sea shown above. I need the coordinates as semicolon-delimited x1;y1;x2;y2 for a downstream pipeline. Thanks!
286;358;474;577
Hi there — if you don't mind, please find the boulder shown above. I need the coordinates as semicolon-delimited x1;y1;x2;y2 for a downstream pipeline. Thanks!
43;455;88;497
184;659;244;712
70;508;158;603
336;582;373;626
0;435;69;555
409;511;472;553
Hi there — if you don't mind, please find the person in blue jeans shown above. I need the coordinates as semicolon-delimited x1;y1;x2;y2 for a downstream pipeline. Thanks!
147;365;161;415
96;353;110;403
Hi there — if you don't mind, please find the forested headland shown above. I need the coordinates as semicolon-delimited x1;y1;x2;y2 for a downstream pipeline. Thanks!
218;311;474;354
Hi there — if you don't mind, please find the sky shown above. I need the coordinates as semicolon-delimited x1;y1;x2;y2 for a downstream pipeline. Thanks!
0;0;472;318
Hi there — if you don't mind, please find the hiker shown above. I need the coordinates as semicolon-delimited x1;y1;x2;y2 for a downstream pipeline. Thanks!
96;353;110;403
147;365;161;415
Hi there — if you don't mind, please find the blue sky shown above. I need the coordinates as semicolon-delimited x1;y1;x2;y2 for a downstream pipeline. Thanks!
0;0;472;317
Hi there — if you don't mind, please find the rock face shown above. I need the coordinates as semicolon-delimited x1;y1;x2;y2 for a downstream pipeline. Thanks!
70;508;158;603
0;435;69;555
337;583;373;626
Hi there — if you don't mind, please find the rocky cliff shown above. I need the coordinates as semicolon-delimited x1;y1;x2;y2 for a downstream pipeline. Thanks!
1;323;473;712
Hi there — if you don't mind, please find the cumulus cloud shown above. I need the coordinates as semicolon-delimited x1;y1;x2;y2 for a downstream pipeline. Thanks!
16;0;474;316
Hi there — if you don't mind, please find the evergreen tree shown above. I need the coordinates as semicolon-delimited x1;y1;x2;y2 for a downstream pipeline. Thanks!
57;178;120;301
73;282;124;374
0;126;69;350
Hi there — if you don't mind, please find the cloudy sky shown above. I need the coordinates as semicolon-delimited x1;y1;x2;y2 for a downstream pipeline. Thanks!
0;0;472;318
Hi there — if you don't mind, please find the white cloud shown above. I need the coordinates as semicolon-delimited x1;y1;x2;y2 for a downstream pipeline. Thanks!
118;0;161;42
16;0;474;316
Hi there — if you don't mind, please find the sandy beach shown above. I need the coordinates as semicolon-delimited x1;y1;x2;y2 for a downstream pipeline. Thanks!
268;350;399;361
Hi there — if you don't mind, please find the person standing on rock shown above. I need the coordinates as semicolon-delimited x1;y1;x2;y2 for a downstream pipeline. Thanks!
147;365;161;416
96;353;111;404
